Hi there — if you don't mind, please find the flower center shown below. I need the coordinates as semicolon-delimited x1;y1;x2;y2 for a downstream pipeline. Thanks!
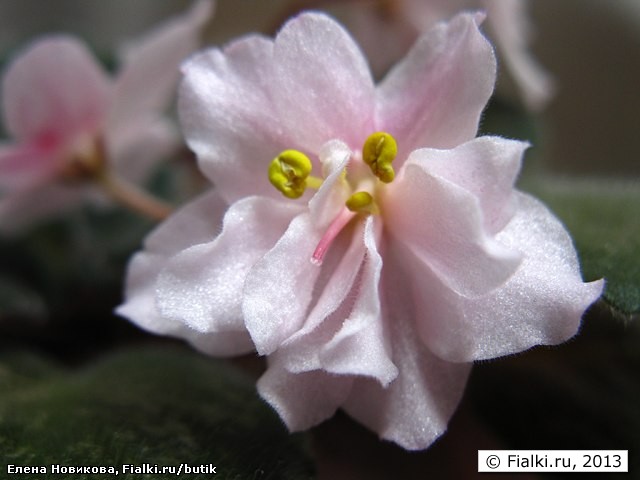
59;136;107;183
268;132;398;265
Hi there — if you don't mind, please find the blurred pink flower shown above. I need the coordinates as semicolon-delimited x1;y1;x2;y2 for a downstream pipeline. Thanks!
118;12;602;449
345;0;554;110
0;0;214;231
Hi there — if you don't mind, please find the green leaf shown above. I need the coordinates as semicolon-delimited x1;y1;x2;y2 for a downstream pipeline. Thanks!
526;178;640;314
0;347;315;480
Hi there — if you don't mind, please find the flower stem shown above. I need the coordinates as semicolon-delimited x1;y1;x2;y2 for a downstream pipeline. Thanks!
97;172;173;221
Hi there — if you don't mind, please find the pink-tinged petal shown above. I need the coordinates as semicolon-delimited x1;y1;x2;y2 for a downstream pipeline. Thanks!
144;190;227;254
0;142;61;189
108;116;179;182
343;252;471;450
483;0;554;110
375;12;496;162
2;35;111;143
243;212;323;355
257;353;354;431
243;163;351;355
156;196;302;333
310;140;352;224
179;36;290;203
117;245;254;357
384;149;522;297
404;193;604;363
420;136;527;234
319;217;398;386
117;190;255;356
271;12;375;153
278;221;367;373
109;0;214;127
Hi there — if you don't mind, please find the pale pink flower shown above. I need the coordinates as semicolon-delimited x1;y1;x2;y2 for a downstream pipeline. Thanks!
0;0;214;231
345;0;554;110
118;12;602;449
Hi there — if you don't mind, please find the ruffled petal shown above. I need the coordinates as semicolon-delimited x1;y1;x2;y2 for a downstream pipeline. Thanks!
258;352;354;432
403;193;604;363
117;190;255;356
2;35;111;143
375;12;496;162
384;149;522;297
109;0;213;127
277;216;397;389
343;250;471;450
243;212;323;355
277;221;367;373
319;217;398;386
271;12;375;152
143;189;227;254
243;160;351;355
179;35;290;203
418;136;527;233
156;196;302;333
117;243;254;357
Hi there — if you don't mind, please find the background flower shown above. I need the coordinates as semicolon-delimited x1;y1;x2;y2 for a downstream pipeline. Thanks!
0;0;213;231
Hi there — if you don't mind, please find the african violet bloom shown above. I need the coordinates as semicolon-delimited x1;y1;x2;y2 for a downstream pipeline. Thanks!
345;0;554;110
118;12;603;449
0;0;213;231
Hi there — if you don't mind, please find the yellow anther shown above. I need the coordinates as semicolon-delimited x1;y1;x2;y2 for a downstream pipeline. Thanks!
346;191;378;214
269;150;316;199
362;132;397;183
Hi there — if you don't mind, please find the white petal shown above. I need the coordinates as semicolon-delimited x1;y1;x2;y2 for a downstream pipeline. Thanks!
417;136;527;233
156;196;302;333
271;12;375;152
406;193;604;362
243;163;351;355
319;217;398;386
117;190;255;357
179;35;290;203
243;212;323;355
257;353;354;432
277;220;367;373
343;254;471;450
384;149;522;297
375;12;495;162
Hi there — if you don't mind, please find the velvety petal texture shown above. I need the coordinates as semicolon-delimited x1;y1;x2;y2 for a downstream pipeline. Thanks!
117;191;255;357
376;12;495;161
403;193;604;363
119;11;602;452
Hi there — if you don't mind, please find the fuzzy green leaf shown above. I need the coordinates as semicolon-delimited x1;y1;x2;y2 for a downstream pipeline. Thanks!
0;347;315;480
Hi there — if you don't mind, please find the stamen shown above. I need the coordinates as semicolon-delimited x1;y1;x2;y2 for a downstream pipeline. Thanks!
346;191;378;214
268;150;323;199
362;132;397;183
311;207;357;266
